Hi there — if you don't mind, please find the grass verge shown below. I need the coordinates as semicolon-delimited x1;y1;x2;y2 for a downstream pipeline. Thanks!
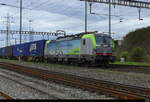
113;61;150;66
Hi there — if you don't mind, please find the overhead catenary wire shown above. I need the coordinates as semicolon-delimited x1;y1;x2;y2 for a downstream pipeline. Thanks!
0;0;150;38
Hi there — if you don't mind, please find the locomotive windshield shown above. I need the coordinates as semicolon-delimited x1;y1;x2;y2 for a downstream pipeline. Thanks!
95;35;112;45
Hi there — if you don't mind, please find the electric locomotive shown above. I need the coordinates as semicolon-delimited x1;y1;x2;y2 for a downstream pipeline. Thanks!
44;31;115;65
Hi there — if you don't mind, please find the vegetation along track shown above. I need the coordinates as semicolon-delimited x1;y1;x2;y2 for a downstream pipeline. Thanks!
109;64;150;74
0;91;13;99
0;62;150;100
81;64;150;74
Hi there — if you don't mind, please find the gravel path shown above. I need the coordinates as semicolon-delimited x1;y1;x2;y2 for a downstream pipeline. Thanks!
9;61;150;89
0;68;113;99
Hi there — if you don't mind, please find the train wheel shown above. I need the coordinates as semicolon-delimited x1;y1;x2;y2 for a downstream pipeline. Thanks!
102;61;110;68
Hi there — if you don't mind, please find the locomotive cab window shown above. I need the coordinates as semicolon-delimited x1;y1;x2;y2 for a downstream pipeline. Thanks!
96;35;112;45
83;39;86;45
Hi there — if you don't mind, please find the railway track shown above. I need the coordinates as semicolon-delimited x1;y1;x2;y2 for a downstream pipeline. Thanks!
0;62;149;100
47;62;150;74
74;63;150;74
108;64;150;74
1;60;150;75
1;69;69;99
0;91;13;99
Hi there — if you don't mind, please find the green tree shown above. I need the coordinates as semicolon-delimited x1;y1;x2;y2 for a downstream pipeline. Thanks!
115;26;150;62
120;51;129;61
113;40;118;50
130;47;145;62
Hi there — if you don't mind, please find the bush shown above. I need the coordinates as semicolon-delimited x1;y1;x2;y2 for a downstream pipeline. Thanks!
113;40;118;50
130;47;145;62
119;51;129;61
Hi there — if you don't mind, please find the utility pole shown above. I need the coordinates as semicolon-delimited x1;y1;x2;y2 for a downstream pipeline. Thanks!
85;1;88;33
109;0;111;37
19;0;22;62
29;20;33;42
13;37;17;45
20;0;22;44
3;13;13;46
6;13;10;47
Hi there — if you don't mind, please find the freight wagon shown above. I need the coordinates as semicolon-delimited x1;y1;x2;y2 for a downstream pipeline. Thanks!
5;46;13;58
12;40;46;61
13;44;26;57
25;40;46;57
0;46;13;59
24;40;46;61
0;47;5;58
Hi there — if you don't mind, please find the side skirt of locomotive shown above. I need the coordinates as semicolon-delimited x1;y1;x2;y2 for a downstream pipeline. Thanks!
44;55;115;66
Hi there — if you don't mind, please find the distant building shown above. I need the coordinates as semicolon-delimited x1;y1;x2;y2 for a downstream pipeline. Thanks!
118;40;123;46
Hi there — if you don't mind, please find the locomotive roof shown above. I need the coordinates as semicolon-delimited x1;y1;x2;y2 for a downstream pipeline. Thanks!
50;31;110;42
54;32;94;42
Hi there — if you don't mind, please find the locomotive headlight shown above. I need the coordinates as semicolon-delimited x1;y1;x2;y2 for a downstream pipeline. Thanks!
96;45;101;47
103;44;108;47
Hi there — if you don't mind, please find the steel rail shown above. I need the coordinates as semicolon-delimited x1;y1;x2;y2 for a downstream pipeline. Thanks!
109;64;150;74
39;63;150;74
0;62;149;100
0;71;59;99
111;64;150;68
0;91;13;99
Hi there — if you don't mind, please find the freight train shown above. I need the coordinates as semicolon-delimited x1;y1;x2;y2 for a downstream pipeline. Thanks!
0;32;115;66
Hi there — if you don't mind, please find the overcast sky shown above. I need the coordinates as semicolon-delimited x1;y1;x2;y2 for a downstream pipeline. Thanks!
0;0;150;47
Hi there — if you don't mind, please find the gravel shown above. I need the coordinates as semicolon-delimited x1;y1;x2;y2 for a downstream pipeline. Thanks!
0;71;54;99
0;59;150;99
0;68;113;99
7;61;149;89
12;61;150;89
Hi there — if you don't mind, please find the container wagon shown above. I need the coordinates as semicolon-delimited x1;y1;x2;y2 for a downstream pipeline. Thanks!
25;40;46;61
13;43;27;61
0;47;5;58
5;46;13;59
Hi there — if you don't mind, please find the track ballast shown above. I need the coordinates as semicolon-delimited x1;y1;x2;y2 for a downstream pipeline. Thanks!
0;62;149;100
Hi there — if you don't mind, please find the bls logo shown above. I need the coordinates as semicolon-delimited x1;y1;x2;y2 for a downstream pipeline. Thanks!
30;43;37;52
